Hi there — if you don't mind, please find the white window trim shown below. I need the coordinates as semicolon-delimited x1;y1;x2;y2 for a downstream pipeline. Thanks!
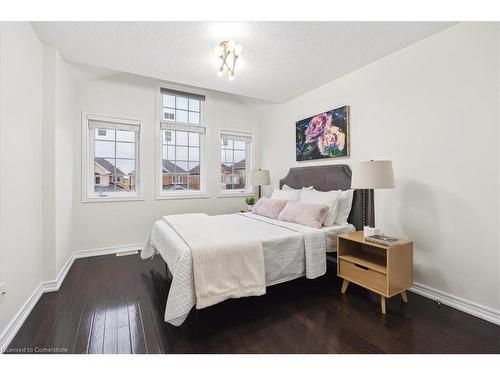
81;111;144;203
219;129;254;198
156;82;209;200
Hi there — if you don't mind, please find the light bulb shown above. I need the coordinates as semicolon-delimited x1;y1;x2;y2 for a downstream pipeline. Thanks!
234;44;243;56
217;69;223;77
228;73;234;81
228;40;236;50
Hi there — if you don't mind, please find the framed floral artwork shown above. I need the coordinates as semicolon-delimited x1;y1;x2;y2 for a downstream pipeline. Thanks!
295;106;350;161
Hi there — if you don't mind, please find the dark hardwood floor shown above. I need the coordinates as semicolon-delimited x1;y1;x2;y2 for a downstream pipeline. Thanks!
6;254;499;354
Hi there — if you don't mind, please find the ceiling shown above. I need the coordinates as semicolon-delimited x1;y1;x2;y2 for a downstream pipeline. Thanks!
32;22;455;103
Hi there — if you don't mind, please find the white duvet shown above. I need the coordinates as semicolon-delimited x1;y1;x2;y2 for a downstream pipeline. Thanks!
141;212;354;326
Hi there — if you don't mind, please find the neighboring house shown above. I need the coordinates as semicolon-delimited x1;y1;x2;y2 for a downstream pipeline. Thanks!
94;160;112;189
187;164;201;190
162;160;201;190
94;157;135;191
221;159;246;189
162;160;188;189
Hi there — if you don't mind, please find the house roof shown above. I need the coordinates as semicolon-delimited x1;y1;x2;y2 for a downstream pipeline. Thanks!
221;159;246;173
162;160;188;174
94;157;125;176
189;164;200;174
233;159;246;170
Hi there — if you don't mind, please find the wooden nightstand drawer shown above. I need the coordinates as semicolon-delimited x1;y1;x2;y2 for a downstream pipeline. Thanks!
339;259;387;294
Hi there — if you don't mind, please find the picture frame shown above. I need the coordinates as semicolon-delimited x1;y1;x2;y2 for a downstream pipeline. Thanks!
295;105;350;161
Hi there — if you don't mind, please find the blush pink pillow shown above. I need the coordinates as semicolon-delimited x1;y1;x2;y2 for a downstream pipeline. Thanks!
277;201;329;229
251;197;288;219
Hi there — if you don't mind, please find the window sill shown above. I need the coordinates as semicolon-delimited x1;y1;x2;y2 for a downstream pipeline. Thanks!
156;193;209;201
82;195;145;203
218;191;254;198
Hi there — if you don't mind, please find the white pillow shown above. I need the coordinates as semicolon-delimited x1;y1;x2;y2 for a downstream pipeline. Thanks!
270;188;301;201
334;189;355;225
299;188;341;227
282;184;314;191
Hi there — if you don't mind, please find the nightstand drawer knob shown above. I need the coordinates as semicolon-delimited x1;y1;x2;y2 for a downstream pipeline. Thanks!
354;263;369;271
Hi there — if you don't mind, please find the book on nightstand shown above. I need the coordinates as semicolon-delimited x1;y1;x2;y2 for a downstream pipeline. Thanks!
365;234;401;247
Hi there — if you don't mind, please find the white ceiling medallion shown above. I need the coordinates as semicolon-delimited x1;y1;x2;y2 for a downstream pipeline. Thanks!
214;40;242;81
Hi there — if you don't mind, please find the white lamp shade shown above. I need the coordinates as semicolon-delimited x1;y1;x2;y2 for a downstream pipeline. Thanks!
351;160;395;189
250;169;270;186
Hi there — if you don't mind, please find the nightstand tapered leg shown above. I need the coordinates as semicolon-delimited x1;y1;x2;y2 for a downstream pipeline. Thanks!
341;279;349;294
401;290;408;303
380;296;386;314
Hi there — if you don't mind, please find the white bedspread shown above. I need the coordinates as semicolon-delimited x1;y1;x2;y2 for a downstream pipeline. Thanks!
163;213;266;309
141;213;349;326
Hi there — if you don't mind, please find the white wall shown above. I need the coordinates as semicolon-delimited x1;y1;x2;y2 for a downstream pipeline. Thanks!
42;47;77;279
73;72;264;251
260;22;500;312
54;50;77;275
0;22;43;335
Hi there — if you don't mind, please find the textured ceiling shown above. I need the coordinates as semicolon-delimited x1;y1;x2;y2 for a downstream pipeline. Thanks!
32;21;455;103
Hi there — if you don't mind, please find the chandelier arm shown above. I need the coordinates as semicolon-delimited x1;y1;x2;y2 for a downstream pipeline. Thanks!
231;55;238;75
223;59;233;72
219;51;230;73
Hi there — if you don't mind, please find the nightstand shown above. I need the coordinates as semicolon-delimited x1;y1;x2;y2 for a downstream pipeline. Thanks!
337;231;413;314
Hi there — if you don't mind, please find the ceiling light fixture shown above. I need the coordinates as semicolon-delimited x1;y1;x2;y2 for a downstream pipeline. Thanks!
214;40;242;81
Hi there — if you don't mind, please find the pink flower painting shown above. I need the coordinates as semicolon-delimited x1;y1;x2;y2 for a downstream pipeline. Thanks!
296;106;349;161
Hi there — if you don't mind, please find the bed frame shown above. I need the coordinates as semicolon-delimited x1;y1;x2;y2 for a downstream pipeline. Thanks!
279;164;368;231
165;164;368;325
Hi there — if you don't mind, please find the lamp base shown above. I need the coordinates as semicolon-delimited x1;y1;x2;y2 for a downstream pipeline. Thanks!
366;189;375;227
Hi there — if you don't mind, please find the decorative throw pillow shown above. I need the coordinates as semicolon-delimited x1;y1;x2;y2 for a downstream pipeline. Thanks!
251;197;288;219
270;188;301;201
334;189;355;225
299;188;341;227
277;201;329;229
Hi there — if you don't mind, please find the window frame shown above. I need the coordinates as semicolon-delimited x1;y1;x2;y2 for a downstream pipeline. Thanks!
81;112;144;203
219;129;254;197
156;82;209;200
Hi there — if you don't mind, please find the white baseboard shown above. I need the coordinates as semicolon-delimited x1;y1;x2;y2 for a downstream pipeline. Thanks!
73;243;143;259
42;253;76;293
410;282;500;325
0;283;44;353
0;242;143;353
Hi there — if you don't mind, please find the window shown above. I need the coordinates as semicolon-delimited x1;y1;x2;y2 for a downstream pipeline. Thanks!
220;130;252;194
84;115;141;201
158;86;206;197
161;88;202;125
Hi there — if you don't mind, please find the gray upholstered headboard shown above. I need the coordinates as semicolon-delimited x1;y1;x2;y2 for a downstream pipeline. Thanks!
279;164;366;230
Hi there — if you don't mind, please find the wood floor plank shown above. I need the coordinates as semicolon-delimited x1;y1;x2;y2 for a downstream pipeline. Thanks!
127;301;147;354
72;257;107;353
46;259;92;353
6;254;500;354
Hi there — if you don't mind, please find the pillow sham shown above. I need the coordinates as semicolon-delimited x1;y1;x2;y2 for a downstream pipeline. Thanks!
251;197;288;219
299;188;341;227
282;184;314;191
277;201;329;229
270;188;301;201
334;189;355;225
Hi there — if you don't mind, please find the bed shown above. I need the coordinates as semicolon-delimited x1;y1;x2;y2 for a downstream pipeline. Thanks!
141;164;367;326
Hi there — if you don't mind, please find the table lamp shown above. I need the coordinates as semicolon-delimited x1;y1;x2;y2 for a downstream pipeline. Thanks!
351;160;395;227
250;169;270;199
